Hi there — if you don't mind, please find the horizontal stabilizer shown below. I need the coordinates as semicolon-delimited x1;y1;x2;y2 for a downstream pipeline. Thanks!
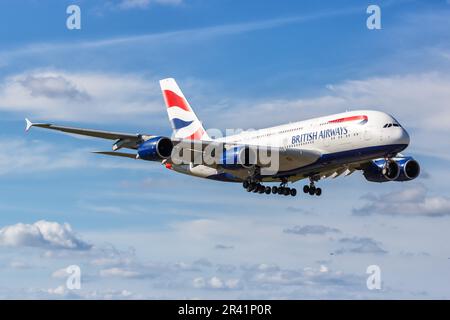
92;151;137;159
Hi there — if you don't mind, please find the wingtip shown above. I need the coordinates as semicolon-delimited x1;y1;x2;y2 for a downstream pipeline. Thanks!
25;118;33;132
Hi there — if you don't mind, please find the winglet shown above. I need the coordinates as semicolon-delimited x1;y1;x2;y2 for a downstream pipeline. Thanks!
25;118;33;132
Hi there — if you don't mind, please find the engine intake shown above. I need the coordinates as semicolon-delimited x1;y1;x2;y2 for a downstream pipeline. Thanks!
397;158;421;181
363;156;420;182
137;136;173;161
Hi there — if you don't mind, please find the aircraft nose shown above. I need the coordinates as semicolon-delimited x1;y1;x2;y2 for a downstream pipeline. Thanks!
398;128;410;146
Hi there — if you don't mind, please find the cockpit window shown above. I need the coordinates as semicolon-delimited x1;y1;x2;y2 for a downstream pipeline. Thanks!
384;123;401;128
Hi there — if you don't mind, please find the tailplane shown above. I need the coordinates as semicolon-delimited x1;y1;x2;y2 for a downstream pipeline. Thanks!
159;78;210;141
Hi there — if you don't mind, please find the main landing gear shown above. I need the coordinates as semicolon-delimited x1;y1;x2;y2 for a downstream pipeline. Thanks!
242;179;297;197
303;179;322;197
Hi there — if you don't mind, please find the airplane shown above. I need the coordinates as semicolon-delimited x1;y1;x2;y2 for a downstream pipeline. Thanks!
25;78;420;197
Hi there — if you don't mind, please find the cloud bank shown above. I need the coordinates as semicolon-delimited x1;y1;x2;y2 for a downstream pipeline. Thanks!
0;220;91;250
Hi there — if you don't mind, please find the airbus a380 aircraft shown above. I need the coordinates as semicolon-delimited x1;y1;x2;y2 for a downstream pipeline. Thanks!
25;78;420;197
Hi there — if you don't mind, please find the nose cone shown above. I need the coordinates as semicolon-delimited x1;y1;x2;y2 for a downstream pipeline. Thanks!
397;128;410;146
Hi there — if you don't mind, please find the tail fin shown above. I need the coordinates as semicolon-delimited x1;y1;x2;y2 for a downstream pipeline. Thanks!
159;78;210;141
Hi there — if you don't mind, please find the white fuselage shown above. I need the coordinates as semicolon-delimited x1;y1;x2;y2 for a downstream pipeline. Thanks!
171;110;410;182
220;110;409;154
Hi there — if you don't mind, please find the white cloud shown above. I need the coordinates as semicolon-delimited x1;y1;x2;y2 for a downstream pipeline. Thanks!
37;286;136;299
47;285;66;296
0;138;157;176
99;267;141;278
0;9;358;66
9;261;30;269
19;74;89;101
0;70;163;124
0;220;91;250
215;72;450;128
335;237;387;255
0;138;88;175
118;0;183;9
283;225;341;236
51;267;70;279
192;276;241;290
353;184;450;217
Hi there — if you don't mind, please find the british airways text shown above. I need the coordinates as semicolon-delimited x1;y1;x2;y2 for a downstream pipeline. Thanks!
291;127;349;144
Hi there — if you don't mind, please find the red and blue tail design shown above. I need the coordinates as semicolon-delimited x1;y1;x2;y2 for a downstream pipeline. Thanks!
159;78;210;141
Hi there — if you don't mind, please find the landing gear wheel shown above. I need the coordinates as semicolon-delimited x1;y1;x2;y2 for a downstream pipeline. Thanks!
284;187;291;196
271;186;278;194
265;186;271;194
278;187;285;195
315;188;322;196
243;181;249;189
290;188;297;197
258;184;265;193
303;185;310;193
308;186;316;196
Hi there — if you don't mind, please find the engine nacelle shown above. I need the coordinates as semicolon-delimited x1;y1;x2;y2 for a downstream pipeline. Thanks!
219;146;257;170
396;157;421;181
363;156;420;182
137;136;173;161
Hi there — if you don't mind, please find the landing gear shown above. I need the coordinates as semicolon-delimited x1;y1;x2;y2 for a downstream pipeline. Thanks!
303;178;322;197
272;180;297;197
244;179;297;197
290;188;297;197
243;176;321;198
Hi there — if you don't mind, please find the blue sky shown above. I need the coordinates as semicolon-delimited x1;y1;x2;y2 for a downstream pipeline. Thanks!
0;0;450;299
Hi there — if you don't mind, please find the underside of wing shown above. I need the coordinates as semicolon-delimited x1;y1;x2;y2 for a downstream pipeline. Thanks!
92;151;138;159
170;138;321;171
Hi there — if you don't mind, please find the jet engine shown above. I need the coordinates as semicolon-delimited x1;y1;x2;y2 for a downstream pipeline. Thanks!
363;156;420;182
137;136;173;161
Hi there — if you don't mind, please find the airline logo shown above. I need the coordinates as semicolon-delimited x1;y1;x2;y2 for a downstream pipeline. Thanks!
292;126;349;145
160;78;207;141
328;115;368;125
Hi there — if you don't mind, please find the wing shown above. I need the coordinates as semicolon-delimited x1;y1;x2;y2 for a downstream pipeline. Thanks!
25;118;144;150
92;151;138;159
170;139;321;171
287;161;366;183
